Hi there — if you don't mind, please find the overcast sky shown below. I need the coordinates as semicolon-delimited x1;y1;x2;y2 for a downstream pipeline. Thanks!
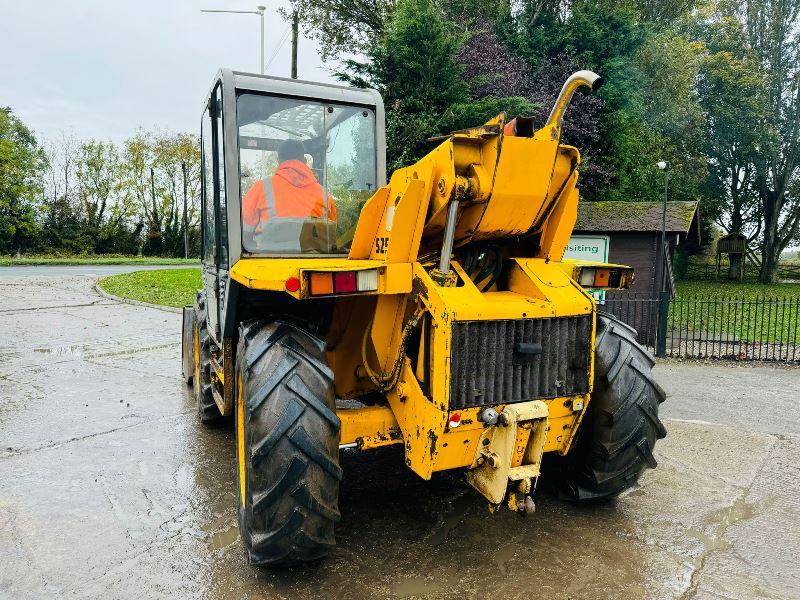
0;0;338;144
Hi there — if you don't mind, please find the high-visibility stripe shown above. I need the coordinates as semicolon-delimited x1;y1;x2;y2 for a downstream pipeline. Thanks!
260;175;331;221
262;178;277;219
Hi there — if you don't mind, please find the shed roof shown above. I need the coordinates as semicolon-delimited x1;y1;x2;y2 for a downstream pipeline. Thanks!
574;201;699;234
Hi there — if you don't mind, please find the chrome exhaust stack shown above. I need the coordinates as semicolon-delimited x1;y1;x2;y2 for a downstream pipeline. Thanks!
545;70;603;130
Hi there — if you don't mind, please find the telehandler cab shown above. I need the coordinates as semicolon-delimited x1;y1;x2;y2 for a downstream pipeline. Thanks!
181;68;667;566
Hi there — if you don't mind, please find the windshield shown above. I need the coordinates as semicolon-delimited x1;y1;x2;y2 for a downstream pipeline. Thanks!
237;93;377;254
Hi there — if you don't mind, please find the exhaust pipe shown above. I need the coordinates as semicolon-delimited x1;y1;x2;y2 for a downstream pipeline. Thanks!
545;70;603;129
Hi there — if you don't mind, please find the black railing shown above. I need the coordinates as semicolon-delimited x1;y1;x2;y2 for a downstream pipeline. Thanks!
602;293;800;363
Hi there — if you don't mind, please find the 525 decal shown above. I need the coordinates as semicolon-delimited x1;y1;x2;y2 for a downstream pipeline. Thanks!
375;236;389;254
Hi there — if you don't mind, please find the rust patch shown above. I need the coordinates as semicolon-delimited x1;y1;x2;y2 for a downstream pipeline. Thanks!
411;277;428;300
428;430;438;459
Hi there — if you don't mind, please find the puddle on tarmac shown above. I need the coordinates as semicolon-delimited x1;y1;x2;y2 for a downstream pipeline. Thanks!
687;527;730;553
392;575;459;599
687;498;758;555
704;497;756;527
208;524;240;550
428;493;473;546
494;543;517;575
34;345;85;358
30;340;178;362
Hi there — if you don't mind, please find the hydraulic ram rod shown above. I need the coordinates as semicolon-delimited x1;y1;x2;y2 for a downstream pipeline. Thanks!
438;200;460;274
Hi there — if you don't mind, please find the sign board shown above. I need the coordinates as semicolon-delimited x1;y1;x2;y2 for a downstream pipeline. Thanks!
564;235;611;303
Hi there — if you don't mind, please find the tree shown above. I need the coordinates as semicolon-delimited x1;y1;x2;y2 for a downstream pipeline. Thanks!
697;14;766;269
76;140;142;254
40;133;85;252
76;140;119;230
339;0;534;171
0;107;45;253
458;25;607;188
293;0;396;60
152;131;201;257
736;0;800;282
616;0;703;24
698;0;800;282
505;1;707;204
121;129;201;257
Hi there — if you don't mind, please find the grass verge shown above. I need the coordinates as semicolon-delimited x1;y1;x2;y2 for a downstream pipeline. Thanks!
0;254;199;266
98;268;201;308
672;280;800;343
676;280;800;297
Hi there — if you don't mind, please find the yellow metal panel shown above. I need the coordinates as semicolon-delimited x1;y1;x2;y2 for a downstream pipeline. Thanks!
338;405;402;449
369;295;408;373
384;177;431;264
357;393;595;475
466;136;560;239
410;259;593;323
386;360;447;480
538;173;579;261
348;187;390;260
326;296;379;400
511;422;533;468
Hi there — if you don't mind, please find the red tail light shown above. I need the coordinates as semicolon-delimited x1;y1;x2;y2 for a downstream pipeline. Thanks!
333;271;357;293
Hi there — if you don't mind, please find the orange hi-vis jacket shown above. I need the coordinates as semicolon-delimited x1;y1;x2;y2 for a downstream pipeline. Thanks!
242;160;337;230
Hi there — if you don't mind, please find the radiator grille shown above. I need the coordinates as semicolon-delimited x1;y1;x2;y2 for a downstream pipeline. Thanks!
449;315;592;410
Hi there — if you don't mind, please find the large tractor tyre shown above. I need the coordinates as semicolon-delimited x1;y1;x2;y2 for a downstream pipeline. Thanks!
551;311;667;502
193;293;223;424
235;320;342;566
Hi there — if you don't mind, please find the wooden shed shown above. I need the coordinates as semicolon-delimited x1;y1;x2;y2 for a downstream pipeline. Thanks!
570;200;701;345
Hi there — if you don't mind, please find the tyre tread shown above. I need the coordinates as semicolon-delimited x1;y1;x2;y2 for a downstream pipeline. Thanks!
551;312;667;502
236;320;341;567
194;292;222;424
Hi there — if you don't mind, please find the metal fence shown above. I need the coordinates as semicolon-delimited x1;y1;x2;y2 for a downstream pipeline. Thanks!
603;293;800;363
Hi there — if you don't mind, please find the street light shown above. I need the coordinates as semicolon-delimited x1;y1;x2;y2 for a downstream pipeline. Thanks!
656;161;669;293
201;6;267;74
654;160;671;358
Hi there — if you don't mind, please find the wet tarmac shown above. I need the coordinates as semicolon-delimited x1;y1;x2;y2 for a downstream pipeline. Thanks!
1;274;799;599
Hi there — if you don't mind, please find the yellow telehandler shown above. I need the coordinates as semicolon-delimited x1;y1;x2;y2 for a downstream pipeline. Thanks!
181;68;666;566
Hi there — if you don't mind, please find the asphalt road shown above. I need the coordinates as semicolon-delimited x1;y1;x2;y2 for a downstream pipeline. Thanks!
1;274;799;599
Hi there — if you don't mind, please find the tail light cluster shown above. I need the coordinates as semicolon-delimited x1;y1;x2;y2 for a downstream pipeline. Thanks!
304;269;379;296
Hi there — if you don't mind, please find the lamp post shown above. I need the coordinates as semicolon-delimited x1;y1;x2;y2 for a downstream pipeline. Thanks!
655;160;670;358
656;160;669;293
201;6;267;74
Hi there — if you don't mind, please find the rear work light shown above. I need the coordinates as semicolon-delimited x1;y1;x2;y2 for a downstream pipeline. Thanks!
576;266;628;289
307;269;379;296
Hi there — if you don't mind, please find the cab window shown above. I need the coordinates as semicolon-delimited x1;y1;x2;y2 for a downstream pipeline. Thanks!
237;93;377;254
201;103;216;263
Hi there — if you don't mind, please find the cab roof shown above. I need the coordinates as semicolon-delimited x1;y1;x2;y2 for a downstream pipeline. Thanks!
211;68;384;111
